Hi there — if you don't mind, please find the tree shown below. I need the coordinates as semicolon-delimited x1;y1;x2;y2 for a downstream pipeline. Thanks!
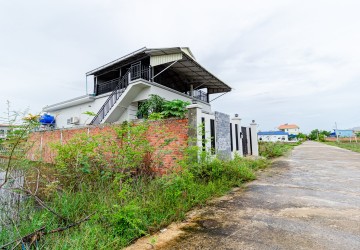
308;129;331;141
296;133;307;140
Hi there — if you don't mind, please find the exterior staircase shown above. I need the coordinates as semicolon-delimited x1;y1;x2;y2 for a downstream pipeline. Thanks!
90;66;151;125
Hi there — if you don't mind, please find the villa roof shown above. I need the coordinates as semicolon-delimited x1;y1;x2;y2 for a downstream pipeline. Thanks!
86;47;231;94
278;124;299;130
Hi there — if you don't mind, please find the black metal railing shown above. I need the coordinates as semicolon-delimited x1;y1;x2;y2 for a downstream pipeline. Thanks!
90;67;151;125
97;78;121;95
193;89;208;102
185;89;209;103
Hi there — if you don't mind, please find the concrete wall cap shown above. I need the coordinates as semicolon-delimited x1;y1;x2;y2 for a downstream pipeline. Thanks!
186;104;203;109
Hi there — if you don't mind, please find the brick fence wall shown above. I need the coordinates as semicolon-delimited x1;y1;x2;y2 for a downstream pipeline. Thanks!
28;119;188;174
324;137;358;142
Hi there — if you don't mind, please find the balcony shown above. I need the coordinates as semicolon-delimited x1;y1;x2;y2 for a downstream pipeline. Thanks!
96;68;209;103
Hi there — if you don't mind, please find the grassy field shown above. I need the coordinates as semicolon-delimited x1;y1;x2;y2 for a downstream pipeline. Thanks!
323;141;360;153
259;141;302;159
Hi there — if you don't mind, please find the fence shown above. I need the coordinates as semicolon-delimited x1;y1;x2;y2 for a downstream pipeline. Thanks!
187;104;259;159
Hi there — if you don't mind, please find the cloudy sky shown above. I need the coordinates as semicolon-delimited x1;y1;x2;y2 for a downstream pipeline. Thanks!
1;0;359;132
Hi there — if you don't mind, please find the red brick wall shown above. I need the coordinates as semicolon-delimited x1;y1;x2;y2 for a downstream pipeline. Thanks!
28;119;188;174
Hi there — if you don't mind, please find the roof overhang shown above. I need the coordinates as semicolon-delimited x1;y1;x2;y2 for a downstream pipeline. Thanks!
86;47;231;94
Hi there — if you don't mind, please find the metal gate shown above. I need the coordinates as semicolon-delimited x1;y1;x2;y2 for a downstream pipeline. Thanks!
241;126;248;156
249;127;253;155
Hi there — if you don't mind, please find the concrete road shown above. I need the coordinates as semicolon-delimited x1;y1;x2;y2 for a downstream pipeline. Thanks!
159;141;360;250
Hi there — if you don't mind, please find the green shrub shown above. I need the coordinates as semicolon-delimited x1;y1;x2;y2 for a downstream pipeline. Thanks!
1;123;269;249
259;142;298;159
136;94;190;119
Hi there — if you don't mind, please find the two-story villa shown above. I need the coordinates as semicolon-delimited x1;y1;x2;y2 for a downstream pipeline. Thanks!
278;123;300;136
43;47;231;129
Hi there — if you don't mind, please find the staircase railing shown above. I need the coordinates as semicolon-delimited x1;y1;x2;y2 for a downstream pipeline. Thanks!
90;70;130;125
90;67;151;125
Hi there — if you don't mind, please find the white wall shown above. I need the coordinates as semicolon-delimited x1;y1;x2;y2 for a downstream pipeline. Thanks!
283;128;299;135
258;135;288;142
133;80;211;112
44;94;110;129
43;79;212;129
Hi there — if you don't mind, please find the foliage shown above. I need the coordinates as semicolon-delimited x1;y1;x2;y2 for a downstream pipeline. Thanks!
0;122;269;249
137;94;166;119
136;94;190;119
161;99;190;119
51;122;151;191
308;129;331;141
1;158;268;249
296;133;307;140
82;111;96;116
259;141;301;159
0;106;41;230
0;112;40;187
148;112;164;120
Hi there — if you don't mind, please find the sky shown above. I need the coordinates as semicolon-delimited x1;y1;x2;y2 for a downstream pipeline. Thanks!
0;0;359;133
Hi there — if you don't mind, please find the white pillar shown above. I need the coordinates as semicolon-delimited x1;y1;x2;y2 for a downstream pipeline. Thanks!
250;120;259;156
231;115;242;157
186;103;203;149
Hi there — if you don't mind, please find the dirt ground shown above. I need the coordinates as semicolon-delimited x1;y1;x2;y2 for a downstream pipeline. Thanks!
126;141;360;250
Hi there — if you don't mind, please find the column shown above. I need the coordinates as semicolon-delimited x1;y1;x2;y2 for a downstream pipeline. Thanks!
250;120;259;156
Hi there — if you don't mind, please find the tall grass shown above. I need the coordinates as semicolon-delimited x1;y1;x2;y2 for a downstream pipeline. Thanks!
0;156;268;249
323;141;360;153
259;141;301;159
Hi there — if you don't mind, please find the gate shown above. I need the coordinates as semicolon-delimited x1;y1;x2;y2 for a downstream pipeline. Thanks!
241;126;248;156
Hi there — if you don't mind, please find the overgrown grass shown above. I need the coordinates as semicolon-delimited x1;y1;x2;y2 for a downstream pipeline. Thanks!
0;156;268;249
259;141;301;159
323;141;360;153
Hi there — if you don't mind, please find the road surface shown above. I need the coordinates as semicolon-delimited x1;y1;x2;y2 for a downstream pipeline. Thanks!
154;141;360;249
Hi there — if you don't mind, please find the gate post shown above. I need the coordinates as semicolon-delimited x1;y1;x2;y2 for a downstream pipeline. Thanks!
186;103;203;149
250;120;259;156
231;115;243;157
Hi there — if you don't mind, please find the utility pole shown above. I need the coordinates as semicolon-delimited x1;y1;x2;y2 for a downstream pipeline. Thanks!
335;122;339;143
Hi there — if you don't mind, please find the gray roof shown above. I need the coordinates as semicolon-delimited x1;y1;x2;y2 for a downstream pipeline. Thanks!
86;47;231;94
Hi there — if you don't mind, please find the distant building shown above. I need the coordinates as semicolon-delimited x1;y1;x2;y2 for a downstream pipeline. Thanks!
334;129;354;138
258;131;289;142
352;127;360;133
0;124;10;139
278;123;300;136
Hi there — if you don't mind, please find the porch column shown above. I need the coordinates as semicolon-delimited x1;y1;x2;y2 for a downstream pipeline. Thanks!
186;103;202;149
190;84;194;97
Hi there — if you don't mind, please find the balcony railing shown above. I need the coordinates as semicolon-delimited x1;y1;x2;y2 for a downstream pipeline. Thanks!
185;89;209;103
97;78;120;95
90;67;151;125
